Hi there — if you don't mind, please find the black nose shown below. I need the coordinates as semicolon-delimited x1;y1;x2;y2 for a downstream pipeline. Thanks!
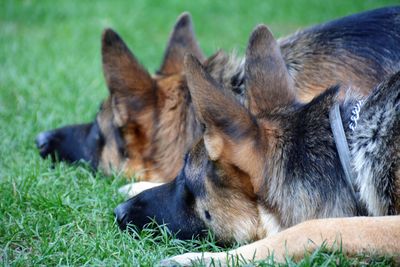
35;131;54;157
114;203;128;230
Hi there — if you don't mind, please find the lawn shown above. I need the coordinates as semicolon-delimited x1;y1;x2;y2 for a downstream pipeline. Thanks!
0;0;398;266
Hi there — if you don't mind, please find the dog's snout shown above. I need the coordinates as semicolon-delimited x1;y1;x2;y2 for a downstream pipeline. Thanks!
114;203;128;229
35;131;54;155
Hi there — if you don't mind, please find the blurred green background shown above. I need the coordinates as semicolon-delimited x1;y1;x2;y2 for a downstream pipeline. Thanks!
1;0;398;132
0;1;398;265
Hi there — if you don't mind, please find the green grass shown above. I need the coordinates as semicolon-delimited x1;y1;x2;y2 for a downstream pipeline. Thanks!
0;0;398;265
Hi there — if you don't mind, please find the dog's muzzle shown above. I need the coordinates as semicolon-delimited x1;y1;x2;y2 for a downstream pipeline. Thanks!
35;130;56;158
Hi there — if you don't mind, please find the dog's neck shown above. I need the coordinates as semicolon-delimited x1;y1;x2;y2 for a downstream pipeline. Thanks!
329;102;367;215
260;87;365;229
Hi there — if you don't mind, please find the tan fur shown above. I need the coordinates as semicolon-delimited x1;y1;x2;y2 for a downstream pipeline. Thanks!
98;72;201;182
203;132;223;160
194;174;260;244
97;99;124;174
278;31;397;103
130;75;200;181
162;216;400;266
223;137;266;193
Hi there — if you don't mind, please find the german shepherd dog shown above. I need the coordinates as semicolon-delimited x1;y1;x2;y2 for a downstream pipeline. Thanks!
36;7;400;183
35;13;208;182
115;17;400;266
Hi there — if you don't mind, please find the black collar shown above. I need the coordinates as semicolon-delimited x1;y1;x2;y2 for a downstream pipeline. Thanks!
329;104;359;205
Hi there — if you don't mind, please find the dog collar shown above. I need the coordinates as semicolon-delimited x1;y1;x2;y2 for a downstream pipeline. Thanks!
329;103;359;206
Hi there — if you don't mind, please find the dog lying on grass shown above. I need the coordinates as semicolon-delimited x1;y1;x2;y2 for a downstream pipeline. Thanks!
36;7;400;184
162;216;400;266
115;24;400;265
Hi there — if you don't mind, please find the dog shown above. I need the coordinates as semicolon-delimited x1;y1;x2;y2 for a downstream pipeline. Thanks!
36;7;400;183
35;13;207;182
114;23;400;265
34;13;244;182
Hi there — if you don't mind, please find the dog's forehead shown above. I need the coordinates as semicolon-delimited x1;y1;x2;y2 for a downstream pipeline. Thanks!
154;72;187;96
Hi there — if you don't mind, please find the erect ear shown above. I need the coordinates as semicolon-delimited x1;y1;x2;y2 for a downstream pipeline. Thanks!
245;25;295;114
203;50;229;74
185;55;265;187
102;29;155;125
158;12;204;75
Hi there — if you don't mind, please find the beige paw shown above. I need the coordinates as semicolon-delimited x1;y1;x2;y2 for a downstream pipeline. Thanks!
159;252;226;267
118;182;165;198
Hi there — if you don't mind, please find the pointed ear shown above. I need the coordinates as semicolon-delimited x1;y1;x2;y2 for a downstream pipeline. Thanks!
185;54;256;146
102;29;155;125
185;55;265;187
102;28;153;95
203;50;228;73
245;25;295;114
158;12;204;75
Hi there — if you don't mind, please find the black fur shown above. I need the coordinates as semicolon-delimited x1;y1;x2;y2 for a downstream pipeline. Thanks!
260;71;400;227
350;71;400;216
114;170;207;239
310;6;400;69
114;141;210;236
35;121;103;169
257;87;368;228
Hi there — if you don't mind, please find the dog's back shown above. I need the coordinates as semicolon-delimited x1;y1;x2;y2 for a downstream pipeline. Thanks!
279;6;400;101
350;70;400;216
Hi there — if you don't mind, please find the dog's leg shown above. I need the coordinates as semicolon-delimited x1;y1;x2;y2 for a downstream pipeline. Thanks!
160;216;400;266
118;182;165;198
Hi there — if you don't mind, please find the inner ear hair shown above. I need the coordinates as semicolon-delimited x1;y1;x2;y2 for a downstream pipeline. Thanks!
204;130;224;160
111;95;128;127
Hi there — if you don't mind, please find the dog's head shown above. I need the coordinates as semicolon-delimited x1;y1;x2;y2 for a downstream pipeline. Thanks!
114;26;303;243
36;13;205;181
